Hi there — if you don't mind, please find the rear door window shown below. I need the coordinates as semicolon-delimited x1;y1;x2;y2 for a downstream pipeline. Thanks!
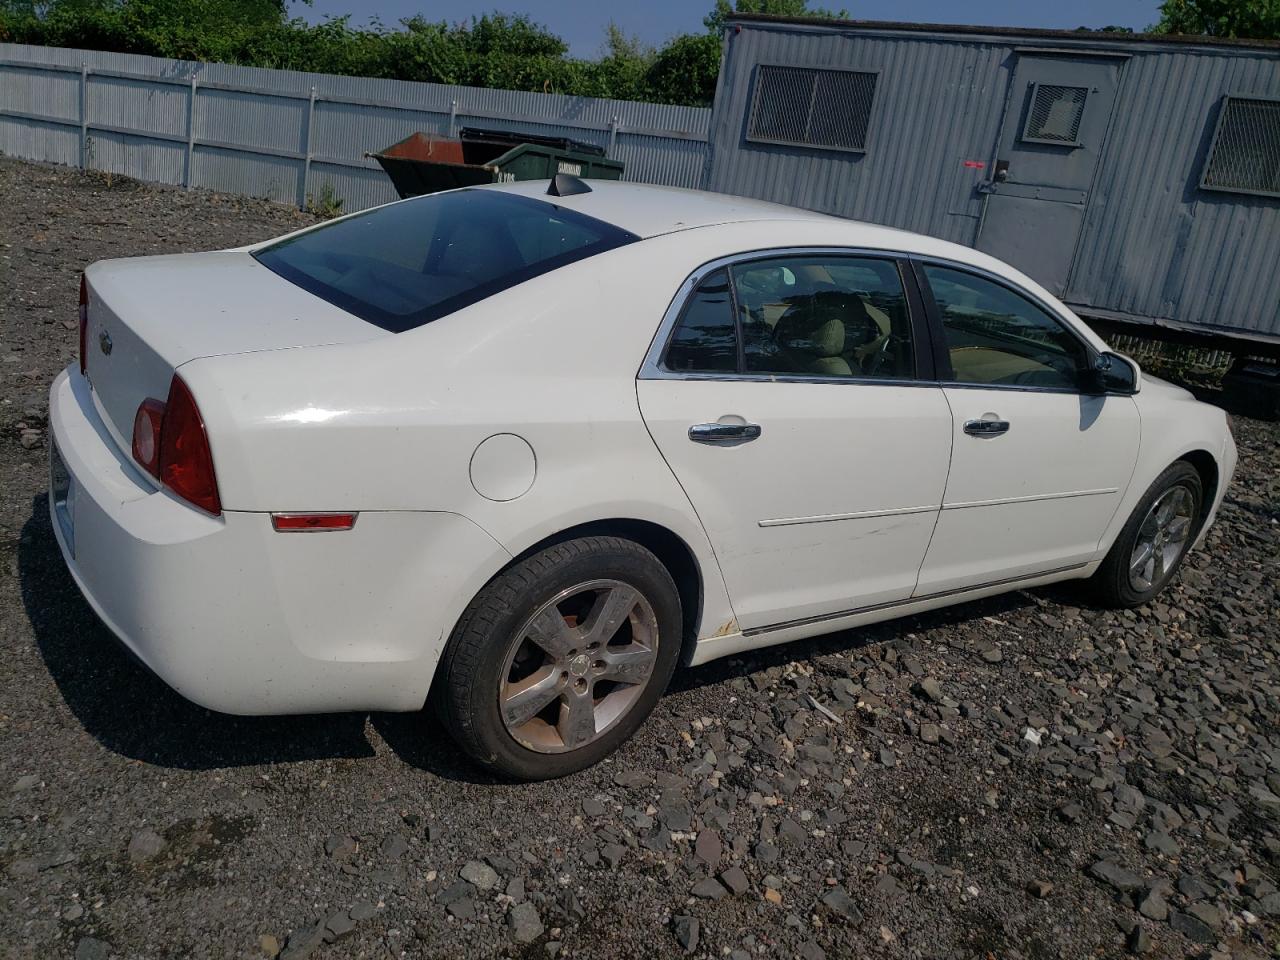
253;190;638;332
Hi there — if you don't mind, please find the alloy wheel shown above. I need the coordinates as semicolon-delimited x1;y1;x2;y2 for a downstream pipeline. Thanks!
498;579;659;754
1128;485;1196;592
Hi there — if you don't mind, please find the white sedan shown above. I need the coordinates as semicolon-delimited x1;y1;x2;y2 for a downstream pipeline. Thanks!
49;175;1236;779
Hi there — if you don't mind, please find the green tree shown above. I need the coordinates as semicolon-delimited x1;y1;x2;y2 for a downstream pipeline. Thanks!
0;0;857;106
645;31;722;106
704;0;849;34
1152;0;1280;38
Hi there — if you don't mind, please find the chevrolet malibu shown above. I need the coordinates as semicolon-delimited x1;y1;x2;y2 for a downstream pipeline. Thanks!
49;176;1236;780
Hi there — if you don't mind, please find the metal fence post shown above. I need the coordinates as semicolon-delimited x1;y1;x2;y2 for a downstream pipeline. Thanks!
185;73;198;190
300;86;317;210
79;63;89;170
449;99;458;138
608;116;618;155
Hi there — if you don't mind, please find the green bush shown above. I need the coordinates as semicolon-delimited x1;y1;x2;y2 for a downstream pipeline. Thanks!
0;0;846;106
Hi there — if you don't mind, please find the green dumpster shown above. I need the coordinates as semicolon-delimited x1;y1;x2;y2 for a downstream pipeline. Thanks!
369;127;625;199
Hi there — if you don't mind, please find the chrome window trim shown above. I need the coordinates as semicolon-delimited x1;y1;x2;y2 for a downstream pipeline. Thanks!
639;246;1104;395
639;245;931;386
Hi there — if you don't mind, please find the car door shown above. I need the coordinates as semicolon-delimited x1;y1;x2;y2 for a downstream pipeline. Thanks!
912;260;1140;596
637;251;953;632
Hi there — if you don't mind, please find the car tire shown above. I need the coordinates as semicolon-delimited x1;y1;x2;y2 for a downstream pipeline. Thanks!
1089;461;1203;609
434;536;682;780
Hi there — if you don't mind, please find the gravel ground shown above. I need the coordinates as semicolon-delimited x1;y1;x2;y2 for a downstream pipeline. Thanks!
1;156;1278;960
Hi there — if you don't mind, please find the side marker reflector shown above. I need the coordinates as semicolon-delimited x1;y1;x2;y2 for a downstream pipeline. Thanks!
271;513;357;532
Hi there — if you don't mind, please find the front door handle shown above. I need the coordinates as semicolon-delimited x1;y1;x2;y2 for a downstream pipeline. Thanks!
689;422;762;444
963;418;1010;438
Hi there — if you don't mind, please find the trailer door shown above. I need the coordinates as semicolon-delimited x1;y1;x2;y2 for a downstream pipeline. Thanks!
976;54;1124;297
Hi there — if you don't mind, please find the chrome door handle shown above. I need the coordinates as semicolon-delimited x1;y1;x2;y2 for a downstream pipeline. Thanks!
963;418;1010;437
689;422;762;444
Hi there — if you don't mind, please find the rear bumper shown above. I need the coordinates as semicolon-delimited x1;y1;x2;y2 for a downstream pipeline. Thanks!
47;367;509;715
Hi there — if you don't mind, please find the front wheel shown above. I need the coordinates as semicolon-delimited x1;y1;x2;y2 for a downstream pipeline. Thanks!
1089;462;1202;608
434;536;682;780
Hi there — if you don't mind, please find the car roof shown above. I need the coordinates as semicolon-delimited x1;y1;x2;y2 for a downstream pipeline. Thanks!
481;179;840;239
481;178;1021;282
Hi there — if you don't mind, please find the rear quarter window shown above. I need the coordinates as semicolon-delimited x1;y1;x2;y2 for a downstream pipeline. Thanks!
253;189;638;332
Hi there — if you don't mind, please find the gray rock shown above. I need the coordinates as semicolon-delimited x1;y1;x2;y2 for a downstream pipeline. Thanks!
720;865;750;896
915;677;943;702
11;774;38;793
508;901;543;943
280;922;326;960
601;842;626;869
1143;830;1179;857
798;941;826;960
581;797;606;817
75;939;111;960
1057;803;1085;823
778;819;806;844
1088;860;1144;893
1176;874;1212;901
1185;901;1221;930
659;795;694;832
672;915;699;953
323;911;355;942
613;769;649;789
875;873;902;897
821;885;863;923
1026;880;1054;899
324;835;356;859
349;900;376;922
1137;888;1168;921
437;881;471;906
694;828;721;866
460;859;500;891
127;828;166;864
1127;925;1152;954
505;875;526;902
381;832;409;860
447;898;476;921
691;876;727;899
1168;910;1215;944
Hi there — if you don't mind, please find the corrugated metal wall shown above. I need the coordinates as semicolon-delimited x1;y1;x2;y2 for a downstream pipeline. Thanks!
0;42;711;212
706;27;1011;245
1070;51;1280;335
706;22;1280;340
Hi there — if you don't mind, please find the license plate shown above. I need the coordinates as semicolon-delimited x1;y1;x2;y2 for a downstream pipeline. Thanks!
50;438;75;556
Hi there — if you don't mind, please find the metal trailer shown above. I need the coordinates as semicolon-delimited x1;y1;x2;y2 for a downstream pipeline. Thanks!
703;14;1280;399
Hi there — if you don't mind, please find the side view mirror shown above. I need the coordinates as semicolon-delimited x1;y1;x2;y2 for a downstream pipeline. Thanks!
1082;352;1140;396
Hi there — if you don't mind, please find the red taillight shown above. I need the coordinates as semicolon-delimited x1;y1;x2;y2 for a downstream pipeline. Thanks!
131;399;165;478
131;375;221;516
78;274;88;376
271;513;357;532
159;375;221;515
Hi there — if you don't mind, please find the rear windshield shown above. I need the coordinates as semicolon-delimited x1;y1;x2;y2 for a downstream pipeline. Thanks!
252;189;638;332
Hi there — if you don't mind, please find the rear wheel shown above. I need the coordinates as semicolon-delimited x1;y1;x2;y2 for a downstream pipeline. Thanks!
1089;462;1202;608
434;536;682;780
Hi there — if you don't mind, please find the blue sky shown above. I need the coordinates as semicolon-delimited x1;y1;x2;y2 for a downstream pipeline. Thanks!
291;2;1165;56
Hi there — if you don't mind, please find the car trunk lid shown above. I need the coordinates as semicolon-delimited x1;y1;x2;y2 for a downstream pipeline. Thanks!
82;250;383;455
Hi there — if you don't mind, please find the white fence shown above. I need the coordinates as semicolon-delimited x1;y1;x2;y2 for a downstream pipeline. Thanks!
0;42;711;211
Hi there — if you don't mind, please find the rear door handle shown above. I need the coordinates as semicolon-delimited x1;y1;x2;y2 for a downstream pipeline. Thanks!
963;418;1010;438
689;422;762;444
